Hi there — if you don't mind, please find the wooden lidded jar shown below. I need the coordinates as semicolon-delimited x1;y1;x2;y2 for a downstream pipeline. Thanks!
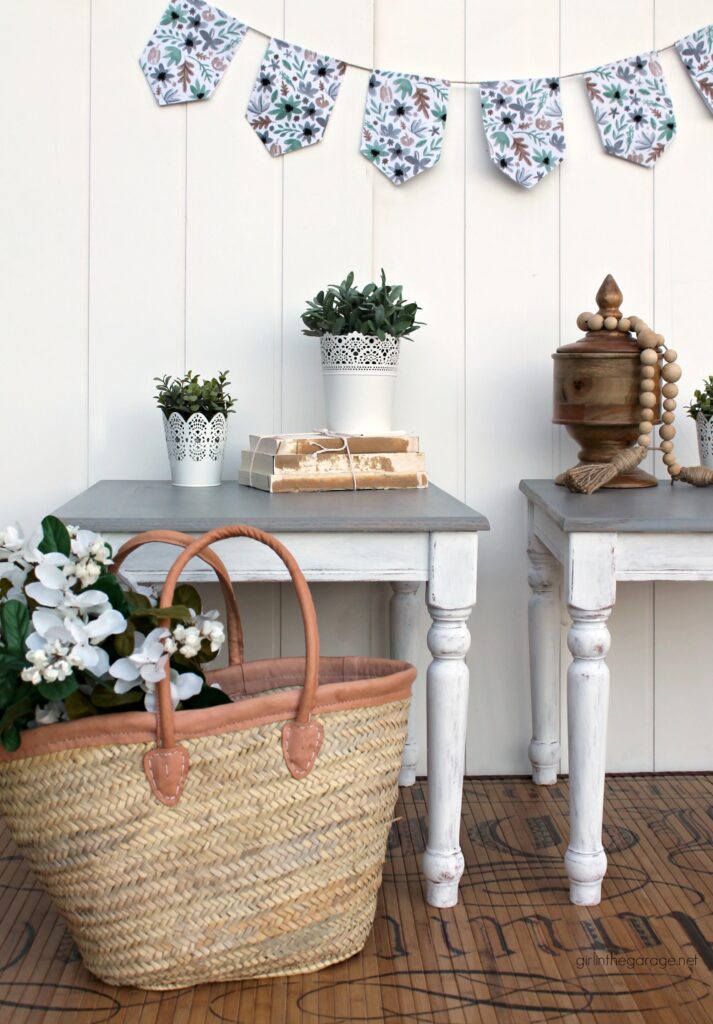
553;275;660;488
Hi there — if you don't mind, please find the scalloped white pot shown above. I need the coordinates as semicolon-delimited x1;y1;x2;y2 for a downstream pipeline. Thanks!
162;411;227;487
697;411;713;469
320;332;400;434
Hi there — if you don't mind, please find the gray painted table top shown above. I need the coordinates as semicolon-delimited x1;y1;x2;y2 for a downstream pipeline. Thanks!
521;479;713;533
55;480;489;534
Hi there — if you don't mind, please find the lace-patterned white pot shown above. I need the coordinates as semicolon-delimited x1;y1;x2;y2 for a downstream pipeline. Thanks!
320;332;400;434
162;412;227;487
696;412;713;469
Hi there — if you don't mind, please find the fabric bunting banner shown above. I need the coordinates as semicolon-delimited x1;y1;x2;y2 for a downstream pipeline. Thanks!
584;52;676;166
360;71;450;185
139;8;713;190
480;77;564;188
140;0;247;105
676;25;713;114
246;39;346;155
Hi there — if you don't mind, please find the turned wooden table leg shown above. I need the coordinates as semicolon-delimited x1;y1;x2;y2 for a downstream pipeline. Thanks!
564;533;616;906
422;532;478;908
390;581;421;787
527;539;562;785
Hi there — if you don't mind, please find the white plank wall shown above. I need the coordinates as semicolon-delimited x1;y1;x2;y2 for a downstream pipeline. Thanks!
2;0;713;773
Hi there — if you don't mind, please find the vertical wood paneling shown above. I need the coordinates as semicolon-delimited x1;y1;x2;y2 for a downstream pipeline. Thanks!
465;0;560;775
372;0;466;775
185;0;284;661
0;0;90;527
279;0;376;672
653;0;713;771
558;0;656;774
88;0;186;480
4;0;713;774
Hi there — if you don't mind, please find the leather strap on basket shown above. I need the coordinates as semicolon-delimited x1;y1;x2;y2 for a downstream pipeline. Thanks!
112;530;244;666
141;525;322;805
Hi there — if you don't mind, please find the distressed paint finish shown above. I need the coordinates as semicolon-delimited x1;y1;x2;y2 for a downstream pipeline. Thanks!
390;581;422;786
527;535;562;785
423;532;478;907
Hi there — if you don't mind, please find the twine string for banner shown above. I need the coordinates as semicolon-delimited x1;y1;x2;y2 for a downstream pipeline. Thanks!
243;21;682;85
247;431;358;490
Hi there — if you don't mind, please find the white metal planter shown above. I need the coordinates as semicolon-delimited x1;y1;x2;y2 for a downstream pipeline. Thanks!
162;411;227;487
696;412;713;468
320;332;400;435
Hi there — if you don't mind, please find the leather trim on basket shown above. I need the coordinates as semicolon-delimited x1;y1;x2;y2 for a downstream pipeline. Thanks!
0;657;415;762
143;745;189;806
282;720;324;779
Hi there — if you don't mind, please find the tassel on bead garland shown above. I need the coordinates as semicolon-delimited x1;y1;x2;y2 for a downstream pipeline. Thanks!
558;444;650;494
677;465;713;487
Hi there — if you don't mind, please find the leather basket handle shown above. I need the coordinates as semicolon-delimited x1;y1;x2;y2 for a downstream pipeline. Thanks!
132;525;322;805
112;530;244;666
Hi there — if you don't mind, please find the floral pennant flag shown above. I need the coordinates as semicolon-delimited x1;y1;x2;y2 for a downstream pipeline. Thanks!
676;25;713;114
361;71;450;185
246;39;346;156
584;52;676;166
140;1;247;105
480;78;565;188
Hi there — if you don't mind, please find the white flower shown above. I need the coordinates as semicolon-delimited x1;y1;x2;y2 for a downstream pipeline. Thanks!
172;623;203;659
22;606;126;684
32;701;67;727
74;558;102;588
25;553;111;616
165;609;226;660
144;669;203;713
0;524;24;552
110;628;170;688
70;528;112;566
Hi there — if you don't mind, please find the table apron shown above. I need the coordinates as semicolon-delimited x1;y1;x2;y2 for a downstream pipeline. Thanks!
104;531;432;583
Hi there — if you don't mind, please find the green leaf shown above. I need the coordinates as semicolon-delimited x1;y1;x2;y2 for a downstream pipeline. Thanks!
0;600;30;656
36;674;78;701
64;690;96;721
1;726;20;752
113;621;136;657
0;693;35;733
132;605;193;624
174;584;201;616
125;590;152;612
0;579;12;602
90;573;129;616
38;516;71;558
182;684;231;709
90;687;144;709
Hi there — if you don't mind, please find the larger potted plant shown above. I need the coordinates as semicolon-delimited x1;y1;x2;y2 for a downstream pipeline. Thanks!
155;371;236;487
687;376;713;468
301;271;422;434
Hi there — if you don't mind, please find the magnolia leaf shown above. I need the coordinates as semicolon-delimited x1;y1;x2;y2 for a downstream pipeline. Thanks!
91;687;144;709
0;693;35;733
133;605;193;623
182;685;231;709
64;690;96;720
0;579;12;602
113;622;136;657
174;584;202;616
0;600;30;656
0;725;20;753
38;515;71;558
125;590;151;612
90;573;129;616
36;674;78;701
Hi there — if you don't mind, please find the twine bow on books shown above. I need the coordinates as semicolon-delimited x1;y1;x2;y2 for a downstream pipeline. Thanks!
247;432;359;490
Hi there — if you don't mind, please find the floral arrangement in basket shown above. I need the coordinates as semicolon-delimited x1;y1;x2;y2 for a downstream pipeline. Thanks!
0;515;230;751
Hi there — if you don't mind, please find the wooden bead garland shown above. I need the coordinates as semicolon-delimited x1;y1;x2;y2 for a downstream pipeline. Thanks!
560;303;713;492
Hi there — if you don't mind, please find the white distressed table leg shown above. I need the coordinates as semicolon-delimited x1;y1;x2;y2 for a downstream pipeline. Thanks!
422;532;478;908
390;581;421;787
527;536;562;785
565;533;616;906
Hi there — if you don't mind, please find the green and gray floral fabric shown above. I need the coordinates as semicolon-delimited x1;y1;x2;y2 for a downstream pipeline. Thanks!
361;71;450;185
480;78;565;188
140;1;247;105
246;39;346;155
676;25;713;114
584;52;676;166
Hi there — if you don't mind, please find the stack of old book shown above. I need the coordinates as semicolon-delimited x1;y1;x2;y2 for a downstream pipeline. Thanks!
238;433;427;492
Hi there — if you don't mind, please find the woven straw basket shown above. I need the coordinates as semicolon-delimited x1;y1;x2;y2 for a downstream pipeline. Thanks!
0;525;415;989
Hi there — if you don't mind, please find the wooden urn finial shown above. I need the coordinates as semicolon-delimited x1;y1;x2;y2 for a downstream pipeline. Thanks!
595;274;623;318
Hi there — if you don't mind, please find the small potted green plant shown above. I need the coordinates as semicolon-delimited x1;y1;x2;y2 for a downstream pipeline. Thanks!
687;376;713;469
155;371;236;487
301;271;423;434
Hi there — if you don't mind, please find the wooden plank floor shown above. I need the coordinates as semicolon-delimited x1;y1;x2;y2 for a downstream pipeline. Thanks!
0;774;712;1023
